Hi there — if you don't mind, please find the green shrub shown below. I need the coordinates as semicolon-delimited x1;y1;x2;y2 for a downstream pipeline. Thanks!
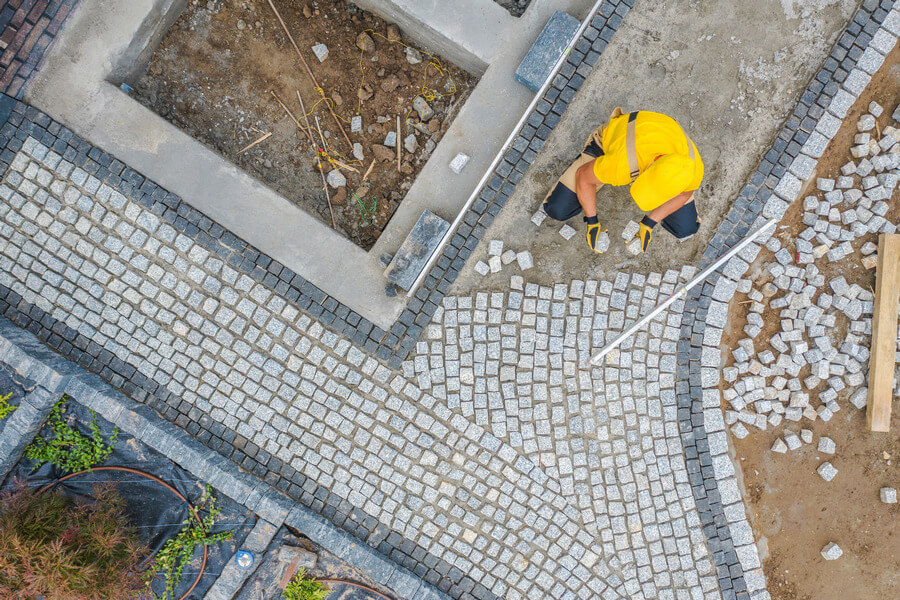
283;568;331;600
25;397;118;473
0;482;147;600
145;485;232;600
0;392;14;419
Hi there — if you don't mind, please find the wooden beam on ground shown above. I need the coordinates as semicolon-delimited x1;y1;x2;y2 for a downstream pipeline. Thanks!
867;233;900;432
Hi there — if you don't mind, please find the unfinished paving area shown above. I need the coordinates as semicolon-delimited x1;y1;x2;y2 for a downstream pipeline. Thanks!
2;1;900;600
132;0;475;249
719;45;900;600
454;0;860;292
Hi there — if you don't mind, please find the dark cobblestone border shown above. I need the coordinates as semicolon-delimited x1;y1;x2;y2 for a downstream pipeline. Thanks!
675;1;896;599
0;0;79;99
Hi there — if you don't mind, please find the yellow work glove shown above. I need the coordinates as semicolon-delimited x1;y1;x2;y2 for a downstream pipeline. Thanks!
584;215;606;253
638;215;656;253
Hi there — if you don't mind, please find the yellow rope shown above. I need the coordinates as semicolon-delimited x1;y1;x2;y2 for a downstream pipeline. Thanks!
355;29;459;122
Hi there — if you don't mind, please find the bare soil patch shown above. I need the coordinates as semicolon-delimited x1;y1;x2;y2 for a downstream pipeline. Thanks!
721;44;900;600
133;0;476;250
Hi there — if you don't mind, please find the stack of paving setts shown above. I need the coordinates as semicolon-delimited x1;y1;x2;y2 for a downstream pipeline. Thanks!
723;103;900;481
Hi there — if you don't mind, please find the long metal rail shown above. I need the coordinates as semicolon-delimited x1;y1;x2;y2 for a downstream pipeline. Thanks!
406;0;608;298
587;217;778;365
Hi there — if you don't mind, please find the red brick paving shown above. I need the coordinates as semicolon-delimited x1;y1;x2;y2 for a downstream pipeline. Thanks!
0;0;80;99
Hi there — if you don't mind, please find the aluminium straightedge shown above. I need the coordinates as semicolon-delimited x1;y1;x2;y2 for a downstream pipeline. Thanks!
405;0;609;298
588;217;778;365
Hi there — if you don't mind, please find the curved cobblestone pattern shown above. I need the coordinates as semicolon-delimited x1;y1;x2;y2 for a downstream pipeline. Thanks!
676;3;899;600
408;274;722;599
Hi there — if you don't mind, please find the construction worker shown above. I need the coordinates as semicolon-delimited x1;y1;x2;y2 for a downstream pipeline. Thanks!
542;109;703;253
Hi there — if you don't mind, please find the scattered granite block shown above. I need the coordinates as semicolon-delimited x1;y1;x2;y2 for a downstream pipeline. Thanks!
516;251;534;270
514;11;580;92
559;224;576;240
312;43;329;62
817;436;836;454
817;461;838;482
384;210;451;290
450;153;470;174
881;487;897;504
820;542;842;560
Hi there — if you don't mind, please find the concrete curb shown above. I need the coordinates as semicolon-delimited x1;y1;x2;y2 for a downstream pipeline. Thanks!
0;314;451;600
677;3;898;599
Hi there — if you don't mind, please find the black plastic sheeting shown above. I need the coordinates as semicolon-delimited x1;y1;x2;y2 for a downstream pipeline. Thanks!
1;398;257;599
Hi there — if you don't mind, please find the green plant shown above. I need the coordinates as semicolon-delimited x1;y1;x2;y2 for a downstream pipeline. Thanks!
0;392;14;419
0;482;148;600
25;397;118;473
283;568;331;600
145;485;233;600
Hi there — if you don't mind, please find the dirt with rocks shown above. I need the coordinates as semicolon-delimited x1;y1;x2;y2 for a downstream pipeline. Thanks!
721;44;900;600
494;0;532;18
132;0;476;250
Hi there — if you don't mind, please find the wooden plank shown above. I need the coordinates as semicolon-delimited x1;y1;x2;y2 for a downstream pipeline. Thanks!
867;233;900;432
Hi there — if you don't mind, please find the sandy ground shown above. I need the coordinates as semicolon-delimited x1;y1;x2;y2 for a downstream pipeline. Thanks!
452;0;859;294
133;0;475;250
723;45;900;600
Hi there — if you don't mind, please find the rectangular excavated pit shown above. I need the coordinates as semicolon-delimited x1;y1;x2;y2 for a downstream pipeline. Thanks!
114;0;478;250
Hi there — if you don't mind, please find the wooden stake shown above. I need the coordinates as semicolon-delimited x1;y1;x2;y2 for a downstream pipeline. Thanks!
396;115;401;173
313;115;337;228
330;157;360;173
867;233;900;432
272;91;316;147
363;159;376;182
265;0;353;152
237;131;272;154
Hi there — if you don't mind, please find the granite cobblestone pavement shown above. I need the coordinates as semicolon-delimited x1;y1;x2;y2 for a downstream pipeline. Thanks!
0;135;717;599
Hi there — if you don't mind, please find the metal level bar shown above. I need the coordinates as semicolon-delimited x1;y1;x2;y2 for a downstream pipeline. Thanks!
406;0;608;299
588;217;778;365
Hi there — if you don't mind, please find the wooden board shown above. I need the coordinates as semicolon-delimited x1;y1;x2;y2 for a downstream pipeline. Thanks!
867;233;900;432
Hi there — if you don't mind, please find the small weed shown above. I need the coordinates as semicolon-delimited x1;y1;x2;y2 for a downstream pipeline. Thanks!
24;396;119;473
0;392;14;420
145;485;233;600
283;568;331;600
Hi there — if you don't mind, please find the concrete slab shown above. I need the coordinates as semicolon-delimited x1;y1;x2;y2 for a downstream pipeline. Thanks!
451;0;859;294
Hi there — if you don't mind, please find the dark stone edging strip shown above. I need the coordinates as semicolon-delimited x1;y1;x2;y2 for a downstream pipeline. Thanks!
0;314;450;600
675;2;898;600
